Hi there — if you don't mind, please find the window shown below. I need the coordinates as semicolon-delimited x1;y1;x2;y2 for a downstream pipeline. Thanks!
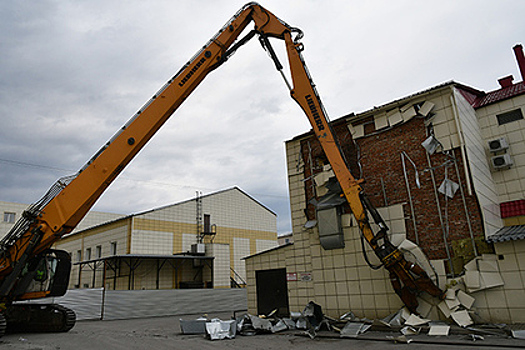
204;214;211;233
85;248;91;261
110;242;117;256
497;108;524;125
3;212;15;223
96;245;102;259
76;250;82;262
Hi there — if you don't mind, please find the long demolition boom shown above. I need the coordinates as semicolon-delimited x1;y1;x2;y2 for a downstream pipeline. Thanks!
0;2;442;316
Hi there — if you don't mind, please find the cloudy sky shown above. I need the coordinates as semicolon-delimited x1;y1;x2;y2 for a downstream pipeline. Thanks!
1;0;524;234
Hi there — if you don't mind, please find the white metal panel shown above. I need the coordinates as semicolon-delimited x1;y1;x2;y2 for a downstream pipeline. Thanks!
453;88;503;236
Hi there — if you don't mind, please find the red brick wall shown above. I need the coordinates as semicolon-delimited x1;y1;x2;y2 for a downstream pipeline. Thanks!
300;117;484;261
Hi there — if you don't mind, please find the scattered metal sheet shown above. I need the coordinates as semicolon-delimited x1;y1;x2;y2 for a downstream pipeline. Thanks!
419;101;435;117
386;335;412;344
295;317;307;329
282;318;296;329
340;322;371;338
465;270;481;291
303;301;325;330
445;288;456;300
467;334;485;341
457;290;475;310
249;315;272;331
416;298;433;319
428;325;450;336
438;178;459;198
451;310;473;327
290;311;302;319
206;319;237;340
271;319;288;333
479;271;505;289
404;314;431;327
400;326;420;335
180;317;208;334
340;311;357;322
445;297;460;310
438;300;453;318
511;330;525;339
372;319;392;328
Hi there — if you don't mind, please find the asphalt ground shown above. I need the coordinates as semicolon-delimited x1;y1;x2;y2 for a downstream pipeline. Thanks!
1;313;524;350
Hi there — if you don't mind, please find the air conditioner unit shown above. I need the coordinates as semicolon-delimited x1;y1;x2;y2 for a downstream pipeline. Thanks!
191;243;205;255
491;154;513;170
488;137;509;153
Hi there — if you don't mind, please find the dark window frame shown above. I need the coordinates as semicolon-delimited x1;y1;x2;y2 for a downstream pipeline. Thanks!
496;108;524;125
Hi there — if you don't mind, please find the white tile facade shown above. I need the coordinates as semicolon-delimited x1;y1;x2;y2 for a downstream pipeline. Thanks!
131;230;173;255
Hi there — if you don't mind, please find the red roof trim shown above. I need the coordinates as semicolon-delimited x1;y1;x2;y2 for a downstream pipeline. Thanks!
473;82;525;108
500;199;525;218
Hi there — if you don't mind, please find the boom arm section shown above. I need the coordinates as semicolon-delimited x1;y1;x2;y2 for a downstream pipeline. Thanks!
0;2;442;311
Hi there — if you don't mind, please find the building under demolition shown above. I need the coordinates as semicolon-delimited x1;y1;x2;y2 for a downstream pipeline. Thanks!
245;45;525;325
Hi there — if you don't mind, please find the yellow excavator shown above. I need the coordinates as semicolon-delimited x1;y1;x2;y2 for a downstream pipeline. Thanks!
0;2;443;336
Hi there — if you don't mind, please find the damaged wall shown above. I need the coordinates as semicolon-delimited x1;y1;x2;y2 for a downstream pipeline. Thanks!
245;80;525;324
298;85;486;266
244;82;525;324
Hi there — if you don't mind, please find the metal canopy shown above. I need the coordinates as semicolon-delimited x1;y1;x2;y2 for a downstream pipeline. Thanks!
73;254;214;290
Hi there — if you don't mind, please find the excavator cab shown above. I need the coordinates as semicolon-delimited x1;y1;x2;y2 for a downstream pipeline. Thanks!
1;250;74;335
12;249;72;300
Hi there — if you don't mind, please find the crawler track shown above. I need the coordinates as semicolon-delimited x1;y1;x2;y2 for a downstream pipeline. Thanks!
0;312;6;338
4;303;76;334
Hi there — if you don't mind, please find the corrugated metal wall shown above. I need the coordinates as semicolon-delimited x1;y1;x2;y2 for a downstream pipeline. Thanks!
52;288;104;320
53;288;247;321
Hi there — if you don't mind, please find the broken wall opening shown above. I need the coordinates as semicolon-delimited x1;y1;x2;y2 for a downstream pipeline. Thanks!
299;108;490;274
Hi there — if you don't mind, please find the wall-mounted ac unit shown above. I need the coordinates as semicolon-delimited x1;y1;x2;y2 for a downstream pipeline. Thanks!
488;137;509;153
191;243;205;255
491;154;513;170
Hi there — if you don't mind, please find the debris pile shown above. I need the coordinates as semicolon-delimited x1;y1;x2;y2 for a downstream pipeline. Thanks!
181;288;524;342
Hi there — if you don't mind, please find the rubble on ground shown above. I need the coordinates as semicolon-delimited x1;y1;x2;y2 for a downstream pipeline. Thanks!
180;286;525;342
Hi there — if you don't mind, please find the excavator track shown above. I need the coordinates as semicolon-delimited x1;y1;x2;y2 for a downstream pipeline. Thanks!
4;304;76;334
0;312;6;338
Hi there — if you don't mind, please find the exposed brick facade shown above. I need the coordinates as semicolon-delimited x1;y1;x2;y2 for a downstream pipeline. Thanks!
300;116;484;262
